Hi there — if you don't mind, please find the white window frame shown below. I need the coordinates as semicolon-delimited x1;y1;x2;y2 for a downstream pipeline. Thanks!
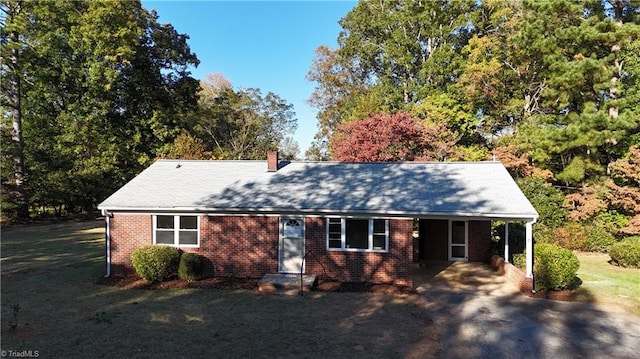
326;217;389;252
153;215;200;248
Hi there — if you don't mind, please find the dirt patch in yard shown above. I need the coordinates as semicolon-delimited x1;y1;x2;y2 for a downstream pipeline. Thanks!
97;275;259;290
97;275;415;294
523;289;574;301
316;279;416;295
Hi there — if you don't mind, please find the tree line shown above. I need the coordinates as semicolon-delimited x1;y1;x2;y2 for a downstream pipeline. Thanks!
0;0;297;220
306;0;639;238
2;0;639;240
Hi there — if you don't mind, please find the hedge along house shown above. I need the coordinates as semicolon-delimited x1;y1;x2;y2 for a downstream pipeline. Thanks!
98;152;539;289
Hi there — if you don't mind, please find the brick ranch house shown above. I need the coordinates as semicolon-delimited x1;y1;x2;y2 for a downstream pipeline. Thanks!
98;152;539;288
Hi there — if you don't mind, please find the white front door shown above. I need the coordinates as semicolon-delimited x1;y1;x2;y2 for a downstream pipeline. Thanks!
449;220;468;261
279;217;305;273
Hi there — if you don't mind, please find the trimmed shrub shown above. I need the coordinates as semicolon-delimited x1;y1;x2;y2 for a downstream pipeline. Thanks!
178;252;204;282
131;245;181;283
609;237;640;268
534;243;580;291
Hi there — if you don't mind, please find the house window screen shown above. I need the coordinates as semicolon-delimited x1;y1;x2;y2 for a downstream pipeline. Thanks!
451;221;466;244
328;218;342;248
346;219;368;249
372;219;387;250
326;218;388;252
155;216;175;244
154;215;199;247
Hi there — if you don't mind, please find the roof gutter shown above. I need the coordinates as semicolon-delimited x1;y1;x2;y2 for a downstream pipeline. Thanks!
97;206;539;222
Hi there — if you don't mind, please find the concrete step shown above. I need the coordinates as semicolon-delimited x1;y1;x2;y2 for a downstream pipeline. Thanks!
258;273;317;293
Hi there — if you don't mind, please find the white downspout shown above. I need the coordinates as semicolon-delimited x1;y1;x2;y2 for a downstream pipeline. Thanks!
525;218;537;292
504;220;510;263
103;210;112;278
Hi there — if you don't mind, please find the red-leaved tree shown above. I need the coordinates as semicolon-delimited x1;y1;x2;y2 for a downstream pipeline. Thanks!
330;111;455;162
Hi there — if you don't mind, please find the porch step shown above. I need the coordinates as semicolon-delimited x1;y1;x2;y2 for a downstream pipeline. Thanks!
258;273;317;294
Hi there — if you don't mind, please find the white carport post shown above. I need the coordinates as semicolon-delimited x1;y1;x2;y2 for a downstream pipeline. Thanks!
525;220;535;279
504;221;510;262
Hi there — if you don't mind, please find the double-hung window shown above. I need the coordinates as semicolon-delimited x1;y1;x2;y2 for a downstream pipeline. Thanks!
154;215;199;247
326;218;388;252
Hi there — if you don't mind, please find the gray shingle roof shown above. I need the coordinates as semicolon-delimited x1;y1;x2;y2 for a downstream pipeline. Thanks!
98;160;539;220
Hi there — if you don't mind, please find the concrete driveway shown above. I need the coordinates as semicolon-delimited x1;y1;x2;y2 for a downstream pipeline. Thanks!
412;261;640;358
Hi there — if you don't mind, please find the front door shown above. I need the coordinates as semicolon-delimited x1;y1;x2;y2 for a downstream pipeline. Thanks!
449;220;468;261
279;217;305;273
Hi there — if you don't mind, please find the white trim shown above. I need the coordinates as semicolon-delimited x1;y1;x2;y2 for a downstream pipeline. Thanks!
206;212;282;217
504;221;510;263
152;215;200;248
105;214;112;277
98;206;537;222
525;220;535;279
100;211;150;216
448;220;468;261
370;219;388;251
326;217;389;253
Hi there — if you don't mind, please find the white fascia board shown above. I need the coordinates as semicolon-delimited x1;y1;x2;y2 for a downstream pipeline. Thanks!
99;206;537;222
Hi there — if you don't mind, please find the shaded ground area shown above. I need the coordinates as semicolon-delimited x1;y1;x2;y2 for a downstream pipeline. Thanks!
413;261;521;296
421;290;640;359
98;259;515;295
98;274;416;295
2;222;639;358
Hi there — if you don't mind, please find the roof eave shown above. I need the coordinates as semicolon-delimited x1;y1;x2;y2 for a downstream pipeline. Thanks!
98;205;538;222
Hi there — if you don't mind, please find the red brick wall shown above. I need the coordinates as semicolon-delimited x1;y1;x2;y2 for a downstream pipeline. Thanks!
304;218;413;287
196;216;279;277
109;214;280;277
420;219;448;261
419;219;492;262
489;255;533;293
110;214;152;275
468;220;493;262
109;214;413;286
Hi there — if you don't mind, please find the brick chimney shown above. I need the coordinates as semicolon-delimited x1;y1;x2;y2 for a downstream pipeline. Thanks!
267;150;279;172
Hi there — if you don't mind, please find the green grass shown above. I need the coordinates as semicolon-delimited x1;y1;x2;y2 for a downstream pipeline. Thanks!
573;252;640;317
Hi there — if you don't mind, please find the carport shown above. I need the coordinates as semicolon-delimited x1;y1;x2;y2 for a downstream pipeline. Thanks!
415;216;537;291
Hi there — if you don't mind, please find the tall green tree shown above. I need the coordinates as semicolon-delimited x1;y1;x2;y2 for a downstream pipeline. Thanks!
1;0;30;217
338;0;477;104
196;74;297;160
1;0;200;218
514;0;640;185
305;45;371;160
457;0;537;139
307;0;481;159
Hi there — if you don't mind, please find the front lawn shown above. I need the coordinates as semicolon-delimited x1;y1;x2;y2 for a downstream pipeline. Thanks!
3;222;639;358
573;251;640;316
0;222;439;358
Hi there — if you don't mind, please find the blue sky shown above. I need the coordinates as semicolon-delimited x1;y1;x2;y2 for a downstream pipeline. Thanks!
141;0;358;155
